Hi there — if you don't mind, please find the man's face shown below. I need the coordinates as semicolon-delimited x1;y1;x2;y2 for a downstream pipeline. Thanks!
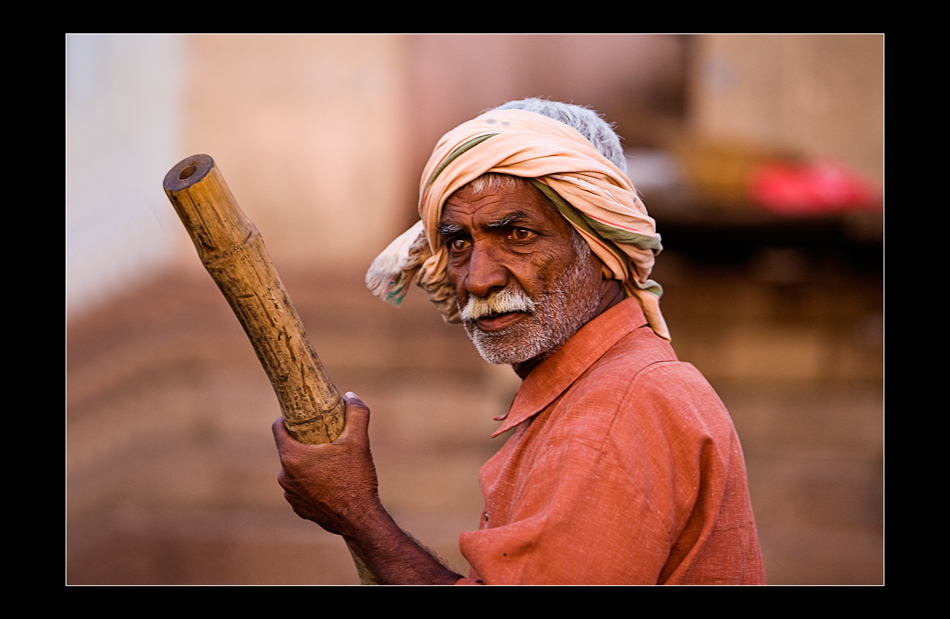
437;180;603;366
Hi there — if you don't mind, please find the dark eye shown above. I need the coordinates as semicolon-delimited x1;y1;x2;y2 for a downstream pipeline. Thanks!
448;238;469;252
511;228;533;241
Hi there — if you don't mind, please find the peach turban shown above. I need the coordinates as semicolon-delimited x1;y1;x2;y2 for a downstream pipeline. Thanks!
366;109;669;341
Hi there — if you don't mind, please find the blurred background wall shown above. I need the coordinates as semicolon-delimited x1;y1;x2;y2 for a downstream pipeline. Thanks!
66;34;883;585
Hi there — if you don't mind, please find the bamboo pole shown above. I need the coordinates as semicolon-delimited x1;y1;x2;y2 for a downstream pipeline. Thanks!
163;154;377;585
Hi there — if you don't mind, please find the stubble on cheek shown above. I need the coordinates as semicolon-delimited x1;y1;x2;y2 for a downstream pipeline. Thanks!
460;247;602;366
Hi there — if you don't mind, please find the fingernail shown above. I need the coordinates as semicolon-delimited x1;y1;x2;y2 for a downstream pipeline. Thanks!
344;391;358;399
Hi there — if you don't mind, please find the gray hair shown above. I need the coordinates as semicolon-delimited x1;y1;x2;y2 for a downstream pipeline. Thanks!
491;98;628;174
466;98;629;199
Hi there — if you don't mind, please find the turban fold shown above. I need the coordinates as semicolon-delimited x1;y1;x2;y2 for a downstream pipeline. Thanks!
366;109;670;342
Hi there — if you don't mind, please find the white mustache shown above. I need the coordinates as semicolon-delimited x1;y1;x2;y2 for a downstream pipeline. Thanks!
460;286;537;322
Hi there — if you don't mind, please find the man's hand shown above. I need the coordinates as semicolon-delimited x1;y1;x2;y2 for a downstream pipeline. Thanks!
273;392;464;584
273;393;382;537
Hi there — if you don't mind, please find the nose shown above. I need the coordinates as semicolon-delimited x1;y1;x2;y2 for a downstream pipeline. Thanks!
464;243;509;298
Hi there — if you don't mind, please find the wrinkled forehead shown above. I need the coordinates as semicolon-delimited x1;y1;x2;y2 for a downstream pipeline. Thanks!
438;177;569;237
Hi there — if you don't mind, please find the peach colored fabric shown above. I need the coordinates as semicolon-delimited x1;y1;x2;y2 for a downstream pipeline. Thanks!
455;298;765;585
366;109;669;341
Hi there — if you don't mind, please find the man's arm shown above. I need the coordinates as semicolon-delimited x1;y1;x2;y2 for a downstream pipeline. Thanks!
272;394;463;584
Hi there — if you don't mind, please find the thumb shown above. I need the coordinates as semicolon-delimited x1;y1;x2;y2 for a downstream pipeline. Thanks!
272;415;293;446
338;391;371;442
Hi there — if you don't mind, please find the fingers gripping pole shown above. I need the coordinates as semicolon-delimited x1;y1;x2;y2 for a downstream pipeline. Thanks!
163;154;377;584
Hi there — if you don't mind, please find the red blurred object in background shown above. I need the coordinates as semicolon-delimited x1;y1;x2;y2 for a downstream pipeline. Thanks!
749;160;882;215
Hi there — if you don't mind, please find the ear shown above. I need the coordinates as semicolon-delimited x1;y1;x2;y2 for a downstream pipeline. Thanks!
585;247;613;280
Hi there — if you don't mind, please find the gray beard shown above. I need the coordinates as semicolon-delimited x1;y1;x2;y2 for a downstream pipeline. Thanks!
460;249;602;366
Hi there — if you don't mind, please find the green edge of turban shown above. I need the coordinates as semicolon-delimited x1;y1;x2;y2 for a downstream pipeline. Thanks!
385;270;412;305
423;133;498;197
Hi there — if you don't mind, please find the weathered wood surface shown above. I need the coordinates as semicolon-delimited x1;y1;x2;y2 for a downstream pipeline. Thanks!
162;154;377;584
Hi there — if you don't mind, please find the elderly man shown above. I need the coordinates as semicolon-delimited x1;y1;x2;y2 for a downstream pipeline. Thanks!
272;99;766;585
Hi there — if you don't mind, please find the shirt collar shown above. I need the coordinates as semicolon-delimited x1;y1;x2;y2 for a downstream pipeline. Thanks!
492;297;649;437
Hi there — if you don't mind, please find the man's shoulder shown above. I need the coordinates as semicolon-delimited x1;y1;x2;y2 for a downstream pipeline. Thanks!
555;325;727;439
584;323;682;384
592;326;724;407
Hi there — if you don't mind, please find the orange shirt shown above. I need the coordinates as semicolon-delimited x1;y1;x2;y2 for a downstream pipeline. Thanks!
456;298;766;585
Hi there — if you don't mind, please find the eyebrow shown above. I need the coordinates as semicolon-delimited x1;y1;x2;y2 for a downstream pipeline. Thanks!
437;210;535;237
436;221;464;236
485;211;531;229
